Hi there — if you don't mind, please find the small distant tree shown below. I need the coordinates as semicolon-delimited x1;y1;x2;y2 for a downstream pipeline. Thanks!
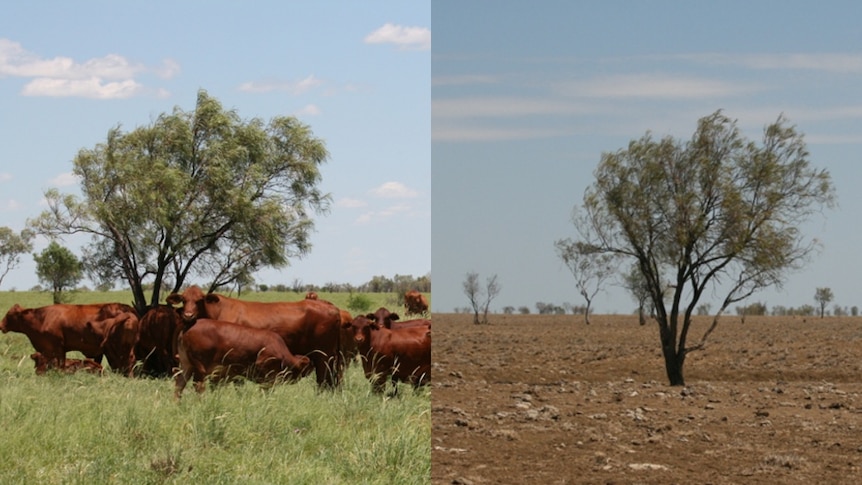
502;306;515;315
518;306;530;315
621;264;652;325
34;241;83;303
696;303;712;316
852;306;858;317
814;287;833;318
554;238;616;324
0;227;34;289
462;271;500;324
347;293;373;313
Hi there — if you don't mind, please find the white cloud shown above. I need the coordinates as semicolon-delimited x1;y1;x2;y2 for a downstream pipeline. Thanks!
355;204;411;225
295;104;321;116
0;173;11;182
22;77;144;99
432;74;498;87
238;75;323;95
0;199;21;211
336;197;367;208
557;74;759;99
364;23;430;51
49;172;80;187
155;58;181;79
370;181;419;198
0;38;174;98
679;52;862;74
434;96;596;119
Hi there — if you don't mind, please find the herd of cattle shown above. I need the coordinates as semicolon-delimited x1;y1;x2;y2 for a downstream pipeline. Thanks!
0;287;431;398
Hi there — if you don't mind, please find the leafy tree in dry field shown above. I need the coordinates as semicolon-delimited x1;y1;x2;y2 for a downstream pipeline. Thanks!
564;111;835;386
28;90;330;315
814;287;833;318
0;226;33;289
462;271;501;324
554;238;616;324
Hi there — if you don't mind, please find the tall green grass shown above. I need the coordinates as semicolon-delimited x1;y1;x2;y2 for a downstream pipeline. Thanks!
0;291;431;484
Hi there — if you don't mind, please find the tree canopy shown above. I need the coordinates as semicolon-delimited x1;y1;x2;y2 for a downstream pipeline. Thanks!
0;227;34;290
34;241;83;303
29;90;330;314
568;111;835;386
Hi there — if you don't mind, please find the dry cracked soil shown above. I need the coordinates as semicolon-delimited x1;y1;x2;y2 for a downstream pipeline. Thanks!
432;313;862;484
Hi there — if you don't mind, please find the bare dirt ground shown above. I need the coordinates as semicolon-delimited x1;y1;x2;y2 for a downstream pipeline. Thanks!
432;313;862;484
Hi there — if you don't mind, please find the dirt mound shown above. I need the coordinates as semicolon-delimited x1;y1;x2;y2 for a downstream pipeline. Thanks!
432;313;862;484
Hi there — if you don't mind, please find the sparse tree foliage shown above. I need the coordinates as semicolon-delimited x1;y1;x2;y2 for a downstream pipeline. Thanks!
554;239;616;324
814;287;833;318
569;111;835;386
28;90;330;314
0;227;34;290
33;241;83;303
462;271;500;324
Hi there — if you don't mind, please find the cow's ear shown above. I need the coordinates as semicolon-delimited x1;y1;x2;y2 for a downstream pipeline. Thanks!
389;313;401;321
205;294;220;304
365;313;375;319
369;321;381;330
341;320;352;329
165;294;180;305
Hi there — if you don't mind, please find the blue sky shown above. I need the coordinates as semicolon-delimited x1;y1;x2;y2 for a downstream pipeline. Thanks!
0;2;429;291
433;1;862;314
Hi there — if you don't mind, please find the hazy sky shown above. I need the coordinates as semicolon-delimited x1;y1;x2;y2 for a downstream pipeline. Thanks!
0;2;430;291
433;1;862;314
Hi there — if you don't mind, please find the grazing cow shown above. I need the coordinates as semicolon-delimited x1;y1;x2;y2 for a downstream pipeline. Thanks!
403;290;429;315
1;302;135;370
135;305;182;377
87;312;140;376
30;352;103;375
369;307;431;330
305;291;318;300
175;318;313;399
342;315;431;393
166;285;343;388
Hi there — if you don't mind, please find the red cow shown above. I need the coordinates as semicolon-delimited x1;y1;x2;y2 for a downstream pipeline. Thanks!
135;305;182;377
30;352;103;375
87;312;140;377
175;318;313;399
305;291;318;300
403;290;429;315
166;285;343;388
1;302;135;370
342;315;431;393
369;307;431;330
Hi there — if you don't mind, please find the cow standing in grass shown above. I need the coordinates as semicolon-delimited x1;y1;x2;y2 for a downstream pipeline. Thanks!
167;285;343;388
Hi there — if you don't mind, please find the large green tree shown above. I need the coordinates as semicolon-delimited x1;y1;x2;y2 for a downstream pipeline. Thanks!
30;90;330;314
0;227;34;290
34;241;83;303
568;111;835;386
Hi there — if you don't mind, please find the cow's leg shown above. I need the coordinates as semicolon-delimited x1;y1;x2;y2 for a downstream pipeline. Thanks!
174;369;188;400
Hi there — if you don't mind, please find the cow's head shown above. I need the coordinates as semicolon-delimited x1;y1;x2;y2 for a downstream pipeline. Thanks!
343;315;379;345
166;285;219;323
0;304;25;333
368;307;400;329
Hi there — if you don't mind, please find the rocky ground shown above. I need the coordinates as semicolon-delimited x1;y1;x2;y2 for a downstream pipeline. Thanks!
432;313;862;484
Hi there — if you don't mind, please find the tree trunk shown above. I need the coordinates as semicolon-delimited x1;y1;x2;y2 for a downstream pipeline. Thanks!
472;310;480;325
659;321;686;386
662;349;686;386
584;301;591;325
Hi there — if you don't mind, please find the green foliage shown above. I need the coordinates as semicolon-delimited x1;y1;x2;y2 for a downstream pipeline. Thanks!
33;241;83;303
573;110;836;385
0;227;34;290
346;293;374;313
29;90;330;315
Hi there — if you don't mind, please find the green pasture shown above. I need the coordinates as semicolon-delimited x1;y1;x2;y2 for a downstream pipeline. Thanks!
0;290;431;484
